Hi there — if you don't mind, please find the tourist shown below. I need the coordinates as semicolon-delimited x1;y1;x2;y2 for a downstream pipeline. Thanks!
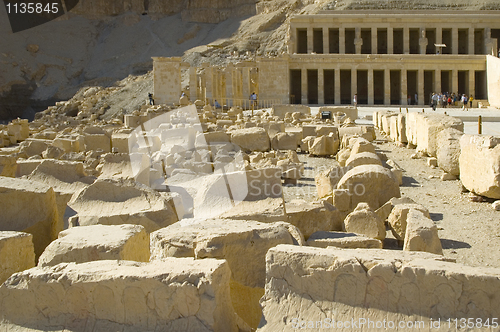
461;94;468;110
148;93;154;105
214;100;221;108
407;94;411;105
469;95;474;108
353;94;357;107
250;92;257;107
414;93;418;105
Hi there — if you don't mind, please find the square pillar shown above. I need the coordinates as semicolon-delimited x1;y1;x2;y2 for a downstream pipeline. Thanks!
318;69;324;104
452;28;459;54
307;28;313;54
351;68;357;101
418;70;425;106
323;27;329;54
204;65;213;101
225;64;234;107
301;68;308;104
468;28;475;55
334;68;341;105
403;27;410;54
388;27;394;54
435;69;441;94
339;27;346;54
469;70;475;100
436;27;443;45
189;67;197;101
242;67;250;102
401;69;408;105
371;29;378;55
452;70;458;96
368;69;374;105
384;69;391;105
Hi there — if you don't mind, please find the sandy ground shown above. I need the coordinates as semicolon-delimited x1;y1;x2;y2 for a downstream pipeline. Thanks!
283;126;500;269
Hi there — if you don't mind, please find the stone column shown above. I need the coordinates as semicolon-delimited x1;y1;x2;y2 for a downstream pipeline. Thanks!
323;27;329;54
189;67;197;101
401;69;408;105
334;68;341;105
318;69;324;105
403;27;410;54
351;68;357;103
485;27;495;55
368;69;374;105
339;27;346;54
468;28;475;55
388;27;394;54
435;69;441;94
204;64;213;102
225;64;234;107
452;70;458;95
419;28;428;54
469;70;475;99
372;28;377;55
418;70;425;106
301;68;308;104
436;27;443;46
354;27;363;54
384;69;391;105
242;67;250;103
452;28;459;54
307;27;313;54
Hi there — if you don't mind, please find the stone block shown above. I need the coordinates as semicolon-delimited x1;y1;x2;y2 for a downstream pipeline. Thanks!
345;151;382;168
150;218;294;329
270;132;298;151
308;135;339;156
338;125;375;141
314;164;348;198
15;159;42;177
349;138;376;155
19;139;50;157
259;245;499;331
0;258;247;331
337;164;401;212
69;179;178;233
0;177;61;259
388;203;430;241
84;133;111;153
230;127;270;152
459;135;500;199
111;132;131;153
403;209;443;255
319;106;357;121
38;225;149;267
286;200;342;239
0;231;35;284
0;155;17;177
272;104;310;119
343;203;385;240
306;231;382;249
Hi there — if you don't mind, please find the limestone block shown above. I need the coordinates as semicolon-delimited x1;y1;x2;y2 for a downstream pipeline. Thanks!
270;132;298;151
38;225;149;267
68;179;178;233
319;106;357;121
388;203;430;241
150;218;294;328
19;139;50;157
315;125;338;138
308;135;339;156
411;113;463;157
337;164;401;212
336;148;351;166
42;145;65;159
230;127;270;152
0;176;62;259
0;232;35;284
343;203;385;240
0;258;246;332
330;189;350;212
196;131;231;146
302;125;317;138
286;200;342;239
97;152;136;181
375;197;417;222
84;133;111;153
52;137;82;153
259;245;500;331
381;113;398;135
111;132;131;153
15;159;42;177
460;135;500;199
397;113;407;143
0;155;17;177
306;231;382;249
349;138;376;155
272;104;310;119
314;164;348;198
403;209;443;255
338;125;375;141
345;151;382;168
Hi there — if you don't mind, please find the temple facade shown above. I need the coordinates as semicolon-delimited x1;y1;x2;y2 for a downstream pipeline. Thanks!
153;11;500;107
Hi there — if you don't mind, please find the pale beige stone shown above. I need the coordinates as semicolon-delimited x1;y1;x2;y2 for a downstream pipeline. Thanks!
270;132;298;151
436;128;463;176
38;225;149;267
230;127;270;152
286;199;342;239
306;231;382;249
0;155;16;177
0;232;35;284
459;135;500;199
403;209;443;255
343;203;385;240
68;179;178;233
388;203;430;241
258;245;499;332
150;218;294;329
349;137;376;155
375;197;417;221
314;164;347;198
0;258;248;332
337;164;401;212
345;151;382;168
308;135;339;156
0;176;61;259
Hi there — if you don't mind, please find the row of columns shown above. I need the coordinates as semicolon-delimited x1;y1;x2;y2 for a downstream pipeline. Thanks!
303;26;496;55
296;68;477;105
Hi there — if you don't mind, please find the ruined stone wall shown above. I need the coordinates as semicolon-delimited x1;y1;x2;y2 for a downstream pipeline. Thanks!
153;58;182;106
487;55;500;108
257;56;290;104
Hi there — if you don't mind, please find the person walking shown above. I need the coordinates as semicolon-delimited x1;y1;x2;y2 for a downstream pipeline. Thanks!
148;93;154;105
353;93;357;108
461;94;468;110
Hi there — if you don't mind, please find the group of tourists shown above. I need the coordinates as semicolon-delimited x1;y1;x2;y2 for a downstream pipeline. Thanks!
430;92;473;111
